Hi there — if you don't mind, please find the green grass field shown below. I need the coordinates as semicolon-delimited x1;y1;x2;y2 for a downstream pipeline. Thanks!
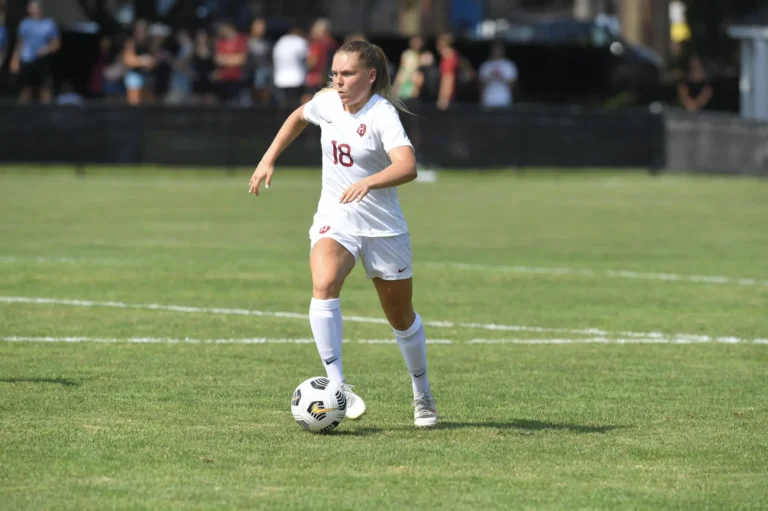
1;165;767;510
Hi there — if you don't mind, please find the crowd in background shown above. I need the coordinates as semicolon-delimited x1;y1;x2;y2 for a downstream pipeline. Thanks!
0;1;716;113
1;1;523;111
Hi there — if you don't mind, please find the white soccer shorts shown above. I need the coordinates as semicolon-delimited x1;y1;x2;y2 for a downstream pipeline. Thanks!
309;223;413;281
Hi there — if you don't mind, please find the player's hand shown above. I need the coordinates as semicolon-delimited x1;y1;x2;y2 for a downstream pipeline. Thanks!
10;59;20;74
339;180;370;204
249;161;274;196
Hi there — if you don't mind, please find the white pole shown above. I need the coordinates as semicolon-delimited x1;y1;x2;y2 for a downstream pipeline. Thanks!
753;38;768;120
740;39;753;119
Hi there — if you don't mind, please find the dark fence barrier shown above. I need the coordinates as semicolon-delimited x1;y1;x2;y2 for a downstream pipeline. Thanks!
2;102;766;176
665;111;768;177
0;102;664;170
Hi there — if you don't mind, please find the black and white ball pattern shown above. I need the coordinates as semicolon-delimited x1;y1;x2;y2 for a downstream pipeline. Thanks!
291;377;347;433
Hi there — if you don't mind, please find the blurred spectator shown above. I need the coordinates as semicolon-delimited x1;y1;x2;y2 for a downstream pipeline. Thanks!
436;33;458;110
677;55;713;112
272;24;307;106
302;18;337;103
149;23;175;102
191;29;216;104
88;35;126;102
213;21;248;105
0;12;7;69
344;32;367;43
669;0;691;58
393;36;423;100
478;41;517;109
247;18;272;105
123;19;156;105
10;0;61;103
412;50;440;104
166;30;194;104
56;81;83;105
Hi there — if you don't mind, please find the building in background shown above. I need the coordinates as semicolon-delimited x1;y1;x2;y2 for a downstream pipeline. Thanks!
728;6;768;121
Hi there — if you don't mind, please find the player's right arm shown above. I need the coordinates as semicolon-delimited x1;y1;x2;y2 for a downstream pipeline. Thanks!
248;105;310;195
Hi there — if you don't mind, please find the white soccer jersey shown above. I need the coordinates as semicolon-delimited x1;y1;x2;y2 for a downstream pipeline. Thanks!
303;91;414;237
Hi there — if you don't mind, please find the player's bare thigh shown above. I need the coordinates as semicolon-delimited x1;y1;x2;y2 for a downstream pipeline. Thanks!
372;277;416;331
310;237;356;300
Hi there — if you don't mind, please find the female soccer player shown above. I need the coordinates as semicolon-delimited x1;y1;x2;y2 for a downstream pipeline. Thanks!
248;40;437;427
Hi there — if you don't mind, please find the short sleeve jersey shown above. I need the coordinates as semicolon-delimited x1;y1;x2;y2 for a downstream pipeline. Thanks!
303;91;414;236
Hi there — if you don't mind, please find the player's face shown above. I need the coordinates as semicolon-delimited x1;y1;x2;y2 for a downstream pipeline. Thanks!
331;52;375;108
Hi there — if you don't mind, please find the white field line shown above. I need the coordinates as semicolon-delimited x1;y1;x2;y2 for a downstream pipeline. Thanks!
427;262;768;287
1;296;765;344
3;255;766;288
0;337;449;345
3;336;768;345
1;336;317;344
0;256;132;264
468;337;768;345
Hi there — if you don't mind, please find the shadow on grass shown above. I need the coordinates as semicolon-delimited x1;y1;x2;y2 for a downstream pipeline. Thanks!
330;426;384;437
0;377;80;387
437;419;623;434
327;420;624;436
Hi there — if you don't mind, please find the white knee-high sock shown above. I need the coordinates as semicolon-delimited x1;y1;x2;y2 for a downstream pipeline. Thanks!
393;313;431;396
309;298;344;383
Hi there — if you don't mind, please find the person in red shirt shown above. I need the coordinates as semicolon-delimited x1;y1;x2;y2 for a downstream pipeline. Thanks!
437;32;478;111
436;33;459;110
213;21;247;104
301;18;337;104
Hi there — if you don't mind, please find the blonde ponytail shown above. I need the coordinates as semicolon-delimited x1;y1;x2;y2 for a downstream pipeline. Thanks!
371;45;413;115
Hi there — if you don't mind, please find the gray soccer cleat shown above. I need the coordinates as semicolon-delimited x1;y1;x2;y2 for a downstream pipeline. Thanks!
413;391;438;427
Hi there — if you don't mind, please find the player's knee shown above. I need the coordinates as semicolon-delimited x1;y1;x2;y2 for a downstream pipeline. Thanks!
312;276;342;299
388;307;416;332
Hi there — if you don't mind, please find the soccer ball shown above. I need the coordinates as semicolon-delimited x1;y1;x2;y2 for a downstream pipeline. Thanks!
291;377;347;433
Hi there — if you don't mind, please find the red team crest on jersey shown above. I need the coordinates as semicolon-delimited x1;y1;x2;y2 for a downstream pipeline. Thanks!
319;226;331;234
357;124;367;137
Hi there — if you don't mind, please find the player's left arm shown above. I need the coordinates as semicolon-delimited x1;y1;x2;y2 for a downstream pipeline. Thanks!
339;146;417;204
367;145;418;189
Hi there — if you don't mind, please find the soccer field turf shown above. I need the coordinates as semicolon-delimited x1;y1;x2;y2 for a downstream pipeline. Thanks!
1;165;767;510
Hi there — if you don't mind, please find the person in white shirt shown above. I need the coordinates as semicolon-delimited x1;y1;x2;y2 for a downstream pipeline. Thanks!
478;41;517;108
248;40;438;428
271;25;308;105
